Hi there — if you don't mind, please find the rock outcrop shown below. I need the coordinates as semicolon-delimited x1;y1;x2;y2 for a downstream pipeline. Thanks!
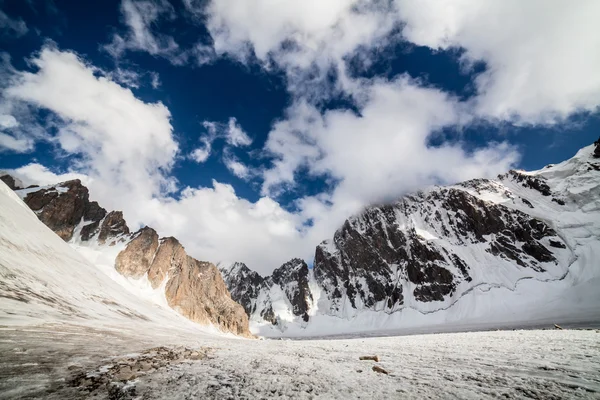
12;179;129;244
220;258;314;325
271;259;313;322
116;229;251;337
0;174;23;190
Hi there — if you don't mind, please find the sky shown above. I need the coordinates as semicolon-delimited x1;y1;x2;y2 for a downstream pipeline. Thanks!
0;0;599;275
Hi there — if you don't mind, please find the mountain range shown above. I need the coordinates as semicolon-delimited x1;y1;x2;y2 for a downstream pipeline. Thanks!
2;138;599;337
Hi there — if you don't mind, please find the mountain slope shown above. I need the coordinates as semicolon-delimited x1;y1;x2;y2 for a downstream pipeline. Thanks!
0;178;251;336
221;140;600;336
0;180;207;333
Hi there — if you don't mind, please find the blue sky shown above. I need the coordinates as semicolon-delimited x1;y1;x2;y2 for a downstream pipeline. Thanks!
1;0;599;273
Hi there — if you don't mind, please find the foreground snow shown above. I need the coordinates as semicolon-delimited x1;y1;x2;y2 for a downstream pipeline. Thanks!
0;324;598;399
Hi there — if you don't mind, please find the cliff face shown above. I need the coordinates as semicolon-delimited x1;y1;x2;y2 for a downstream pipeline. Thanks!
313;184;564;316
115;231;252;337
2;177;251;337
220;259;314;326
11;179;129;244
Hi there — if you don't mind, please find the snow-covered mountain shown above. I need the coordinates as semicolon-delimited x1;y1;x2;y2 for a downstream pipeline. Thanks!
3;139;599;338
219;259;314;329
221;139;600;336
0;176;251;336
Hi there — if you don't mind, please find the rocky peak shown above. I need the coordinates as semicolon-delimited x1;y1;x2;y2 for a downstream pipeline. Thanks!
594;136;600;158
20;179;98;241
219;262;266;316
220;258;314;326
270;259;313;322
116;230;251;337
0;174;23;190
5;177;130;244
2;177;250;337
115;227;159;278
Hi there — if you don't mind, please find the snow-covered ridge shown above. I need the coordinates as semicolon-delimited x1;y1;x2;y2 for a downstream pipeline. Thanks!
222;141;600;336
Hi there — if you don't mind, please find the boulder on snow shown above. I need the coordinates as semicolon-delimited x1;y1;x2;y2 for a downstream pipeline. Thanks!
372;366;389;375
359;355;380;362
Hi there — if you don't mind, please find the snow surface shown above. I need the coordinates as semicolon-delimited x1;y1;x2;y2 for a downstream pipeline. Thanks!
1;324;599;399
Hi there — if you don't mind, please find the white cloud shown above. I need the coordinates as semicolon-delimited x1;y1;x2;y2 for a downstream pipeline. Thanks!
107;67;141;88
2;45;305;274
5;163;91;187
189;145;211;163
0;132;33;152
0;10;28;38
261;76;520;243
223;151;250;180
396;0;600;124
189;117;252;164
204;0;400;99
5;45;179;218
105;0;182;63
225;117;252;147
149;71;161;88
143;181;305;274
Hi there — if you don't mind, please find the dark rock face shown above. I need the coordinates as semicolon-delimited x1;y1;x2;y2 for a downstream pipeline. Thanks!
98;211;130;244
14;179;128;244
594;137;600;158
220;259;314;324
502;170;552;196
220;262;266;317
270;259;313;322
22;180;93;241
314;185;565;313
438;189;558;269
0;174;22;190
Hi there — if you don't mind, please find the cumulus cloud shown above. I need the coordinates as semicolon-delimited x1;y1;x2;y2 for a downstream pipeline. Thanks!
396;0;600;124
262;76;520;243
1;45;305;274
5;163;91;187
4;45;179;217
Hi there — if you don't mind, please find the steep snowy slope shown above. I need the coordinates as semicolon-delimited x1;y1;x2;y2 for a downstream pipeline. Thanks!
0;180;213;334
0;177;250;336
223;141;600;336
